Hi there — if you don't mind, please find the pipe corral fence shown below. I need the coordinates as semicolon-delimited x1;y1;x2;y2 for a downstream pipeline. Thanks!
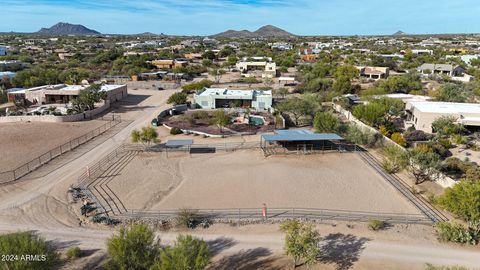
73;140;447;225
0;115;122;184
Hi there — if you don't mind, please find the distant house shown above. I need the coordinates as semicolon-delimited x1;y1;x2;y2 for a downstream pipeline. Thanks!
194;88;272;110
417;63;465;77
236;57;277;78
411;49;433;55
151;59;188;70
270;42;293;50
9;84;127;105
356;66;389;80
406;101;480;132
445;54;480;66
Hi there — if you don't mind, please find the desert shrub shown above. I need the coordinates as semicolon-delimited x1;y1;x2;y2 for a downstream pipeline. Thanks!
191;111;209;120
66;247;82;260
427;141;450;158
175;208;200;229
438;138;453;149
381;159;397;173
424;263;469;270
435;222;477;245
379;125;389;137
382;145;407;173
432;116;465;136
404;130;433;142
390;132;406;147
367;219;384;231
170;127;183;135
453;135;469;145
0;231;59;270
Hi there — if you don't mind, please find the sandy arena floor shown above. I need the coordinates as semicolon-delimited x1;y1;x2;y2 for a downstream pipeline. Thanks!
0;120;106;172
107;149;421;215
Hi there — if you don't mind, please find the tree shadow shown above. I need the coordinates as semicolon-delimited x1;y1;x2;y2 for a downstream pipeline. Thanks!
206;237;237;257
318;233;370;270
209;247;281;270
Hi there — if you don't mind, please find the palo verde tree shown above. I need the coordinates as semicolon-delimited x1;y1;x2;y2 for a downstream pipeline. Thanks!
0;231;59;270
151;234;210;270
280;220;321;268
406;146;442;184
313;111;340;133
209;68;226;84
71;83;107;112
210;110;231;132
106;223;159;270
131;126;159;148
167;92;188;105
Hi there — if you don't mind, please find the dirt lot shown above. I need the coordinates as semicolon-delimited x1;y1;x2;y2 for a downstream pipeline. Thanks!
0;120;107;172
107;149;421;215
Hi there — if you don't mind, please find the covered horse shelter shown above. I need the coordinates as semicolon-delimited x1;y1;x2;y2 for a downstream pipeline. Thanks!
260;129;353;156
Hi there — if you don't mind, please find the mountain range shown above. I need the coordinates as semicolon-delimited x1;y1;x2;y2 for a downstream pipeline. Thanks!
36;22;100;35
211;25;295;38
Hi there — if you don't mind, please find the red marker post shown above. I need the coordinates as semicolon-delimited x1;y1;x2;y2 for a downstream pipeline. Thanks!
262;203;267;220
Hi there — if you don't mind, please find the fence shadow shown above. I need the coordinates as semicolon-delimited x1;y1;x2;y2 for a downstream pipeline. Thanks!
318;233;370;270
208;247;281;270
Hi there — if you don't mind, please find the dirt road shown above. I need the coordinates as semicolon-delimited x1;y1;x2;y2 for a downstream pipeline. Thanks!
0;221;478;269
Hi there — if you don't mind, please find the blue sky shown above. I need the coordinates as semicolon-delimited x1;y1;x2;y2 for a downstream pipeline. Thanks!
1;0;480;35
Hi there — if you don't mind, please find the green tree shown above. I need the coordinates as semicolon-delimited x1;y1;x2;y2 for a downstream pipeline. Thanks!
334;65;359;80
106;223;158;270
131;126;159;148
167;92;188;104
182;80;214;93
436;83;469;103
313;111;340;133
0;231;59;270
243;76;259;88
151;235;210;270
211;110;231;131
209;68;226;83
406;147;442;184
276;96;319;126
437;180;480;223
280;220;321;268
202;50;216;60
71;84;107;112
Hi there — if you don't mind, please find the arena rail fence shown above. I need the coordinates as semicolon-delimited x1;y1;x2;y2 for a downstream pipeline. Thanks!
0;115;122;185
74;140;444;225
117;207;434;225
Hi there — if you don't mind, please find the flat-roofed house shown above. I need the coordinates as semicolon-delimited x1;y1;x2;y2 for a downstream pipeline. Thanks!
20;84;127;105
417;63;465;77
236;57;277;78
406;101;480;132
194;88;272;110
356;66;389;80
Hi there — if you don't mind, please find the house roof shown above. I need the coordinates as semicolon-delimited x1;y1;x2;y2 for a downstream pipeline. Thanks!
417;63;459;72
262;130;343;142
165;139;193;147
408;101;480;114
